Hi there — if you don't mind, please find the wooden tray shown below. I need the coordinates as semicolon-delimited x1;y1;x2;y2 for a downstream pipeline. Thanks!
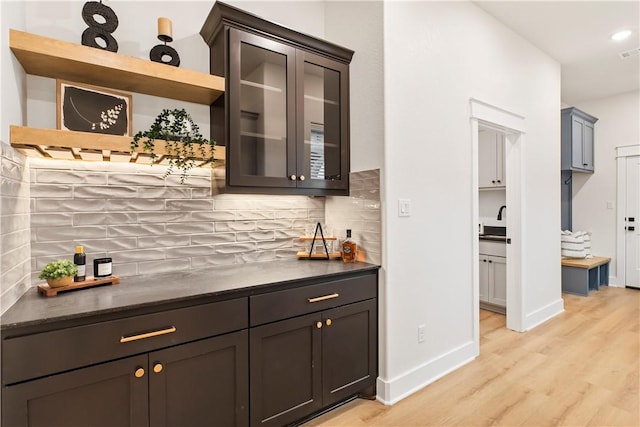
37;275;120;297
296;251;341;260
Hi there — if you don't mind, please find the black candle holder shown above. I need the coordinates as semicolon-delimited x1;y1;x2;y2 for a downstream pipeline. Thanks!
150;26;180;67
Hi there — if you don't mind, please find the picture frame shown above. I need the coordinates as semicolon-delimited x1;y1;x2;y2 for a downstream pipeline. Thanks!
56;80;132;136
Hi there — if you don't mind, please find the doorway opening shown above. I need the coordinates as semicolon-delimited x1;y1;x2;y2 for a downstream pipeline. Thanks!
470;99;526;350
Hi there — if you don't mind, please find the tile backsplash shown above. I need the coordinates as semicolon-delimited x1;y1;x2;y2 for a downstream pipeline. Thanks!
28;159;326;282
0;153;381;314
1;144;31;313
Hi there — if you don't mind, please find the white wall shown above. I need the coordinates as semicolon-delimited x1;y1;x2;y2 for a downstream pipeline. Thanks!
571;90;640;283
380;1;561;403
1;1;26;142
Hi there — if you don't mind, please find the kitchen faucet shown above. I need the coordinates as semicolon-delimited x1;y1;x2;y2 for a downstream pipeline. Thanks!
497;205;507;221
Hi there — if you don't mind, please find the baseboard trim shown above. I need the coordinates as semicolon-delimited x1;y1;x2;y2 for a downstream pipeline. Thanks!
524;298;564;331
376;340;476;405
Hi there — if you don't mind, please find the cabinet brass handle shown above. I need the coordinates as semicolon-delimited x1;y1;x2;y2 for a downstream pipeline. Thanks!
308;293;339;303
120;326;177;343
326;319;332;326
299;175;306;181
289;174;297;181
134;367;145;378
153;363;163;374
316;321;323;329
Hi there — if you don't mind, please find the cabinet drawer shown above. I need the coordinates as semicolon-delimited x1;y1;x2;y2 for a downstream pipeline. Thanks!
479;240;506;257
250;272;377;326
2;298;247;385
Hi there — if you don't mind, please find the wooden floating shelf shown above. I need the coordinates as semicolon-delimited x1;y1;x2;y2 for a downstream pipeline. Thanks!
10;29;225;105
10;126;225;164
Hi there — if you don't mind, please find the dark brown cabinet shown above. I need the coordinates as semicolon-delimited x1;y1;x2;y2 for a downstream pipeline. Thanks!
249;274;377;426
2;332;248;427
201;1;353;196
2;266;378;427
2;298;249;427
2;354;149;427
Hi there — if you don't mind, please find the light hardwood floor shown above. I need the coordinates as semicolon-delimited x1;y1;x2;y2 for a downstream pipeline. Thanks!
306;286;640;426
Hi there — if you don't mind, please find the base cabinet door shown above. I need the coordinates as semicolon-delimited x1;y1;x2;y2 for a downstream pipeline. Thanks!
479;255;490;302
150;330;249;427
250;313;322;427
489;256;507;307
322;299;377;405
2;354;149;427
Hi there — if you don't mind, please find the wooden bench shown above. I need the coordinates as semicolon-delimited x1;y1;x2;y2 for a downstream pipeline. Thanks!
561;256;611;296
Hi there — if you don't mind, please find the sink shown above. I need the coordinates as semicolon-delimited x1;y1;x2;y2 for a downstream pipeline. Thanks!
482;225;506;236
480;225;507;241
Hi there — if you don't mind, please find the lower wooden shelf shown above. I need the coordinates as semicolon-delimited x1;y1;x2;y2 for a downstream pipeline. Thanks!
10;126;225;165
296;251;341;260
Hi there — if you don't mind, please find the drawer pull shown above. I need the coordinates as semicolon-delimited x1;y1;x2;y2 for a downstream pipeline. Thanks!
120;326;177;343
308;293;339;303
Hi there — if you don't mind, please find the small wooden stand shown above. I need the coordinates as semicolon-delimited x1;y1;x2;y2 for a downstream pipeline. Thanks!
297;223;339;260
37;275;120;297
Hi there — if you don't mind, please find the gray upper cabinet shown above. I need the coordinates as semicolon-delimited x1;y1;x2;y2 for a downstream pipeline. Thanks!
200;2;353;196
561;107;598;173
478;129;505;188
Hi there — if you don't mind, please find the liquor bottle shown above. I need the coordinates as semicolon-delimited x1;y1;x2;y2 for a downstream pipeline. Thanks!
341;229;357;263
74;245;86;282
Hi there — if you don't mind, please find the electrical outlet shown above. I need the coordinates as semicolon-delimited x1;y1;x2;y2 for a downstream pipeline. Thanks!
418;324;426;343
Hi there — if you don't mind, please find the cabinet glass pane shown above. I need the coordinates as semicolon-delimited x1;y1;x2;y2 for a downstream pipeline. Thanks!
303;62;341;182
239;42;288;178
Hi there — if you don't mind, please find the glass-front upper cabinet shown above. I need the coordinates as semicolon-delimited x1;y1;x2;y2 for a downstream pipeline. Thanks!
296;52;349;192
201;2;354;196
228;29;296;189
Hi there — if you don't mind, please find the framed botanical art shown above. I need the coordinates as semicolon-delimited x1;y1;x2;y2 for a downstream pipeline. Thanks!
57;80;132;136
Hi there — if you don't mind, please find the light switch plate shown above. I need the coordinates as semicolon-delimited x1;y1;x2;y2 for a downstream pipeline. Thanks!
398;199;411;217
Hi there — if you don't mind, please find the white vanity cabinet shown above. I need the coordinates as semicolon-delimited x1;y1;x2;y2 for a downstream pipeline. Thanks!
479;240;506;313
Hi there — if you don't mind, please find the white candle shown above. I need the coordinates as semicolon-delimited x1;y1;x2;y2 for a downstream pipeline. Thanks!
158;17;173;42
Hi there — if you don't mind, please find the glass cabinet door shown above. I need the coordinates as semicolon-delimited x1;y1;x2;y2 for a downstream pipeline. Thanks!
296;51;349;191
228;29;296;188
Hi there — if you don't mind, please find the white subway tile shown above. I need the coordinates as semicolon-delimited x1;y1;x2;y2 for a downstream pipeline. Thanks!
166;199;213;211
166;245;216;258
191;254;236;268
138;211;191;223
75;186;137;198
138;258;190;275
29;213;73;227
2;213;31;231
191;233;236;245
167;222;214;235
36;169;107;185
214;242;256;254
215;221;256;232
108;224;165;237
36;198;107;213
138;235;191;249
108;173;165;186
257;219;293;230
107;199;166;211
1;196;30;215
36;226;106;242
137;186;192;199
109;248;166;263
236;231;274;242
74;212;138;226
236;211;275;220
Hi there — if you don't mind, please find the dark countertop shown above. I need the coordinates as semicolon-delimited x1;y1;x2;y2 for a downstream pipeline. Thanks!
1;260;379;332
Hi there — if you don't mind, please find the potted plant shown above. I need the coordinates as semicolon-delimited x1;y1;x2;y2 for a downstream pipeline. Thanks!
130;108;216;183
39;259;78;288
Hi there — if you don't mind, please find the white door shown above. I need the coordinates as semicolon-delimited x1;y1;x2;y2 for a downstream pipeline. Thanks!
625;156;640;288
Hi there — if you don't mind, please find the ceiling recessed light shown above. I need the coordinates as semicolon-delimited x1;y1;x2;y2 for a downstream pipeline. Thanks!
611;30;632;41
